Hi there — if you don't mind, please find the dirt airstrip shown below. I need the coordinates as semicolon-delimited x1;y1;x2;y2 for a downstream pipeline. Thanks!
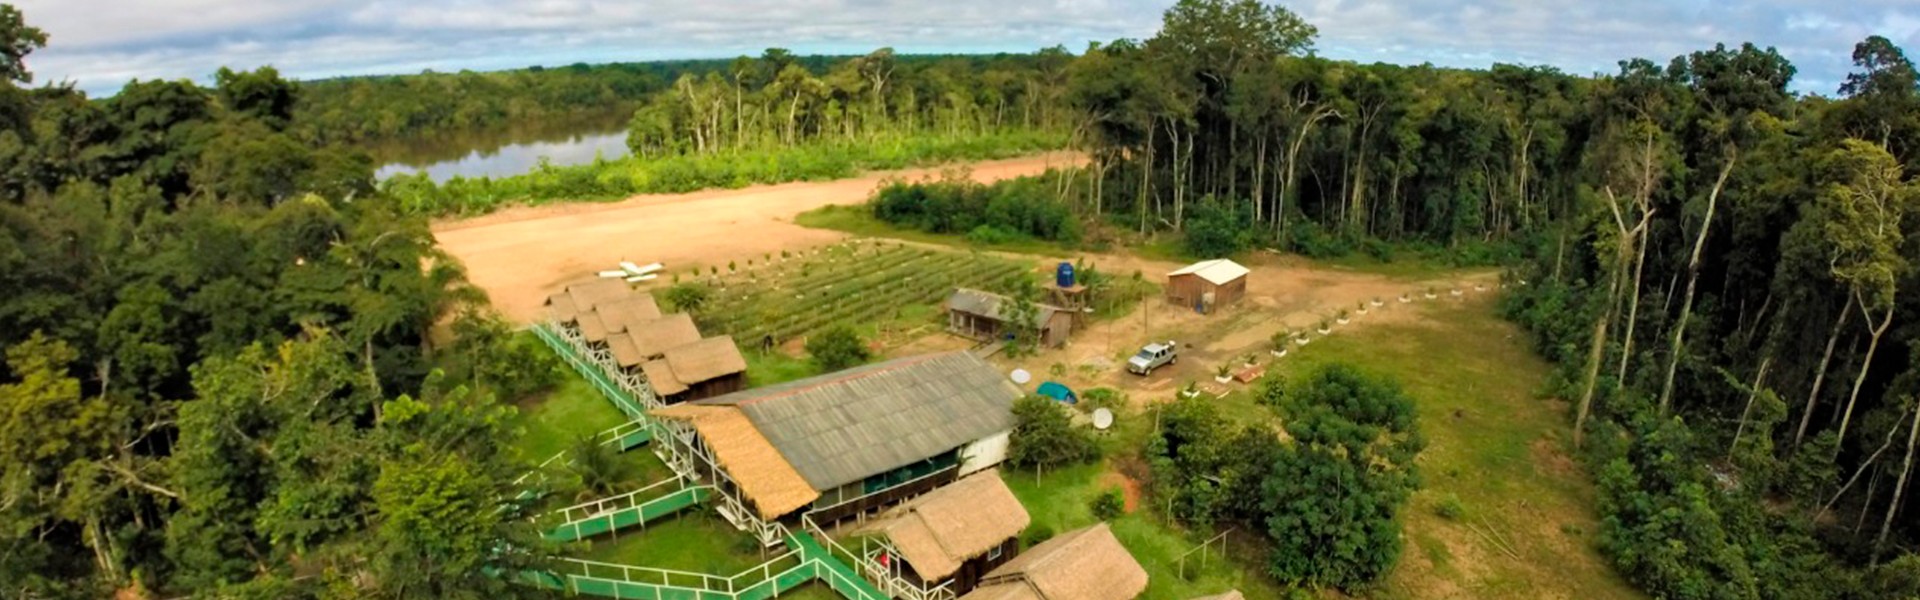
433;152;1083;322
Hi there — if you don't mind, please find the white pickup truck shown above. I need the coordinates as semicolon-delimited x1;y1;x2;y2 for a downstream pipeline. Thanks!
1126;341;1178;375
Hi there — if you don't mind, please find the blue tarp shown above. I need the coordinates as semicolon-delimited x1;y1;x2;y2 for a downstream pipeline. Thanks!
1037;381;1076;404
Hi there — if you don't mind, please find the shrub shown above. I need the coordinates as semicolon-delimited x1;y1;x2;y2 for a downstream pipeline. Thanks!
1182;195;1255;258
1434;494;1466;521
1020;523;1056;548
663;283;711;313
1091;488;1126;520
1009;395;1098;471
805;325;871;373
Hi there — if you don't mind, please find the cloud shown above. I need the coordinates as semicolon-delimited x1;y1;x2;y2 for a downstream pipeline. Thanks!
15;0;1919;96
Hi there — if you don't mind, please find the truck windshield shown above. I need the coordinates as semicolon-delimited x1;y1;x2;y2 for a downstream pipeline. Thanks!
1133;350;1156;360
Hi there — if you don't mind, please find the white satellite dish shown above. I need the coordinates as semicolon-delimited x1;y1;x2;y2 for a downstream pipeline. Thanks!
1092;408;1114;430
1010;369;1032;385
599;261;665;282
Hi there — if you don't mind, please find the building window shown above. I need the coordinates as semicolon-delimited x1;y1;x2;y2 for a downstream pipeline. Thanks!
988;544;1003;561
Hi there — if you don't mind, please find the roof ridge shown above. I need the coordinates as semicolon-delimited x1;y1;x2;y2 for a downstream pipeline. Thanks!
733;351;961;406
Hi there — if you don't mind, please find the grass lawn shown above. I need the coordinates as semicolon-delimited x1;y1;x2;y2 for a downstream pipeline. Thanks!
746;349;819;387
1004;460;1289;600
575;508;796;575
512;373;633;463
795;204;1070;256
1266;296;1641;599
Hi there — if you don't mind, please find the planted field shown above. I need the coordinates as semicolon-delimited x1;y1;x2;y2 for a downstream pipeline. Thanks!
695;241;1031;344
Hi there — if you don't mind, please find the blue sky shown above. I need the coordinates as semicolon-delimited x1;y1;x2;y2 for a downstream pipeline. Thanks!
17;0;1920;97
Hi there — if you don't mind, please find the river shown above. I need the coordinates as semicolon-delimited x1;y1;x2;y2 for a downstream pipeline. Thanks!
370;112;632;182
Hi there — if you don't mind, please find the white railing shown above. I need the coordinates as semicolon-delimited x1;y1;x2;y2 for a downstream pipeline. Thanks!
857;540;954;600
544;477;689;526
555;547;805;594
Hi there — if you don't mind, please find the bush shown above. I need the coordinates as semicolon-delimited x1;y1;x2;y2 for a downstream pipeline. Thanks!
1182;195;1255;258
1020;523;1056;548
1091;488;1126;520
965;224;1021;245
1080;387;1124;413
870;170;1084;245
1434;494;1466;521
1009;395;1098;471
663;283;711;313
805;325;871;373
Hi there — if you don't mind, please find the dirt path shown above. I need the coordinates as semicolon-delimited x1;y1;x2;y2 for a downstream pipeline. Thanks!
981;248;1500;403
433;153;1082;322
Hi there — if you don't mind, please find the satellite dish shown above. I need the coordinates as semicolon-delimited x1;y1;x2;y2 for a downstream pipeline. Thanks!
1010;369;1032;385
1092;408;1114;430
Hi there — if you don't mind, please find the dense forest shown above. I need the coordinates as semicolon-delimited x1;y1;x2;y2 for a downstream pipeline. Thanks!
5;0;1920;596
1041;2;1920;596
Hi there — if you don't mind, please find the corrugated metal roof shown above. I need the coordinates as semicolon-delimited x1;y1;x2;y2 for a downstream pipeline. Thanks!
697;352;1019;491
1167;259;1249;286
947;288;1058;328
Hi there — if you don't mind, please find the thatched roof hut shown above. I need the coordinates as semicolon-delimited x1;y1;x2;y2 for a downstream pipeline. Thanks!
700;351;1018;491
595;294;664;334
959;523;1147;600
874;470;1030;582
651;404;819;518
641;336;748;397
547;278;631;322
610;313;703;368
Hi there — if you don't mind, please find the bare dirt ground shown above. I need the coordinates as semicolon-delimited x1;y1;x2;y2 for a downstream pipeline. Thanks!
433;152;1082;322
985;250;1501;406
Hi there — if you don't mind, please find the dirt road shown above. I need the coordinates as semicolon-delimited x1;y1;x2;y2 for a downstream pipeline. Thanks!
434;153;1082;322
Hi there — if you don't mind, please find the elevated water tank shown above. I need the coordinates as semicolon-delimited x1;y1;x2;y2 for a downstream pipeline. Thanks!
1056;262;1076;288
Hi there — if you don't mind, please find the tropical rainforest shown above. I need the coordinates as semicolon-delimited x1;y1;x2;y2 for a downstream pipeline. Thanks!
1;0;1919;597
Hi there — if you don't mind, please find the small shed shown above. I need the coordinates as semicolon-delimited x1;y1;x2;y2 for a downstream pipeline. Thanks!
958;522;1148;600
946;288;1074;348
545;278;632;323
609;313;704;370
1166;259;1249;313
641;336;748;404
871;470;1030;595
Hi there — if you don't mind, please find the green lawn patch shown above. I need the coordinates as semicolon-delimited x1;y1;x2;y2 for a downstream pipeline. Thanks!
574;508;794;576
1004;460;1288;600
746;350;819;387
513;373;632;463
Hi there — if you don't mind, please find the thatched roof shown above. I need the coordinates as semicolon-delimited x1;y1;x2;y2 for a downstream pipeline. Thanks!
545;293;579;322
642;336;747;395
627;314;703;360
876;470;1030;581
563;279;633;315
1188;591;1244;600
946;288;1060;329
696;352;1019;491
578;311;610;343
595;295;664;334
960;523;1147;600
1168;259;1248;286
611;314;702;368
651;404;819;518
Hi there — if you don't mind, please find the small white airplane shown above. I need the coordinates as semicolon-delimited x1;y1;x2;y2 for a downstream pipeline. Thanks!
599;261;664;283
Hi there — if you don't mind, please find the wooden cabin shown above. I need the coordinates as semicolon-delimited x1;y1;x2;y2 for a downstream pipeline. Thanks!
1166;259;1249;314
650;351;1019;527
640;336;748;403
959;523;1148;600
945;288;1074;348
868;471;1029;596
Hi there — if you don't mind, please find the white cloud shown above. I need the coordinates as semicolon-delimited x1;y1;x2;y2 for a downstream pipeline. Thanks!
16;0;1919;96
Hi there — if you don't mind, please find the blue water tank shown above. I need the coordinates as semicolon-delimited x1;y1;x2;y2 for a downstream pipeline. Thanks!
1056;262;1076;288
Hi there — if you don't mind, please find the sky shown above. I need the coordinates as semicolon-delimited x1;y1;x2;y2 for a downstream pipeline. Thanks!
17;0;1920;97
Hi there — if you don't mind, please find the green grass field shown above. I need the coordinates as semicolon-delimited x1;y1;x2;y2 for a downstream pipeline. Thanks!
512;374;633;463
1267;297;1641;599
575;509;796;574
1005;460;1289;600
